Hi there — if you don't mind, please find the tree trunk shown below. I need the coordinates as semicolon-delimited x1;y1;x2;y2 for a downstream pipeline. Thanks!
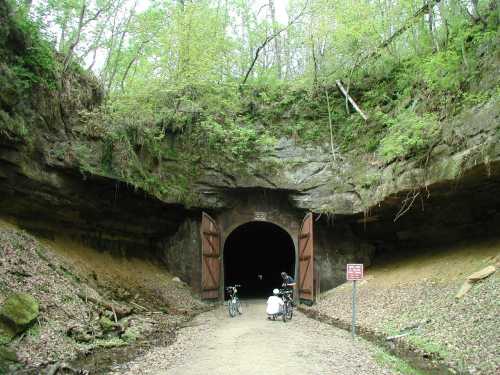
23;0;32;11
268;0;282;79
427;3;440;52
438;0;449;49
106;2;137;93
310;35;318;86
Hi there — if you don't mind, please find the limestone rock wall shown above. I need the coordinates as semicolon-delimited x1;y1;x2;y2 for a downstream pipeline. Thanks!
314;219;375;291
195;98;500;216
159;217;202;289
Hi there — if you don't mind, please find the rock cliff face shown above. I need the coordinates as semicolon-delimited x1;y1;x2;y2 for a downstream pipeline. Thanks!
0;0;499;293
195;97;500;217
0;0;189;259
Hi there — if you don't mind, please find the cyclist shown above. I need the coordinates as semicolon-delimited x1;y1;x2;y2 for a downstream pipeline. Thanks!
281;272;295;289
281;272;296;309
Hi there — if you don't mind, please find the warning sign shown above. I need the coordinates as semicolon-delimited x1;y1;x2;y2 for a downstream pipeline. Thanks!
346;264;363;281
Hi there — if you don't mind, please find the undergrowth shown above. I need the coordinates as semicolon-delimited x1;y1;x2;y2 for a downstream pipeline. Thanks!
374;349;426;375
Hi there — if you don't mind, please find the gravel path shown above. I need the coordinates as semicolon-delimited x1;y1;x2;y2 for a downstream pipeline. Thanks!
112;300;395;375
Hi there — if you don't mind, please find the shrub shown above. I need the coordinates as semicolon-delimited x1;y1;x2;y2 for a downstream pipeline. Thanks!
379;109;439;162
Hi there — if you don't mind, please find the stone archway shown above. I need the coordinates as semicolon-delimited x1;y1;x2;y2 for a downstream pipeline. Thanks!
197;190;319;301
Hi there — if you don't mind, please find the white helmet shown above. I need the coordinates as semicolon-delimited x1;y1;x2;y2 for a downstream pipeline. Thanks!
273;288;279;295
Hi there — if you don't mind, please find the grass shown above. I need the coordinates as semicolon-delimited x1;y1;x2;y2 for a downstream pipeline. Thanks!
407;336;450;359
96;337;127;349
121;326;141;343
26;323;41;340
374;349;426;375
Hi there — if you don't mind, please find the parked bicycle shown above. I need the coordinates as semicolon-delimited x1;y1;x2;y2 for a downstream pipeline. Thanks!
279;287;294;322
225;285;242;317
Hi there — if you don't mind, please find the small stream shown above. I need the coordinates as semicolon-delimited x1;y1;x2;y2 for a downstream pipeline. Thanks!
69;327;177;374
299;308;454;375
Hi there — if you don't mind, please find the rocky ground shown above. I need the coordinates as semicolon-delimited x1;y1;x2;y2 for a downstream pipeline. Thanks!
0;221;207;374
303;241;500;374
111;300;409;375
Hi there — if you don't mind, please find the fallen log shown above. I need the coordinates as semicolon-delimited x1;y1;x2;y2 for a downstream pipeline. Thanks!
467;265;496;282
386;331;413;341
335;80;368;121
386;319;431;341
455;265;496;299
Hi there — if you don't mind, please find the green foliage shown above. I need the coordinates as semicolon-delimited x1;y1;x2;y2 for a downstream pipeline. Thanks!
121;326;140;343
407;335;450;359
379;110;439;162
421;50;464;93
196;115;276;164
94;337;127;349
0;1;58;141
0;111;28;140
7;6;57;89
374;349;425;375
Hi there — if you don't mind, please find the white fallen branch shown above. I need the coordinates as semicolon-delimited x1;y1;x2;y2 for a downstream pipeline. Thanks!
335;80;368;121
130;301;148;311
386;319;431;341
386;331;413;341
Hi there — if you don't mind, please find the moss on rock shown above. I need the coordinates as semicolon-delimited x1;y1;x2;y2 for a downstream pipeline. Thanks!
0;345;18;374
0;293;39;342
99;316;115;333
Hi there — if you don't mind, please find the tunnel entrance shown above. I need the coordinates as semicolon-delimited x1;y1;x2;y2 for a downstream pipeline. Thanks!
223;221;295;299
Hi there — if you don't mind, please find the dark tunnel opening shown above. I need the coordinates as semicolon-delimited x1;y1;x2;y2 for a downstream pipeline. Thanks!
224;221;295;299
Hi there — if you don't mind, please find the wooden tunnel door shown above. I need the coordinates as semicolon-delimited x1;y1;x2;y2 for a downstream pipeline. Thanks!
201;212;220;299
298;212;314;303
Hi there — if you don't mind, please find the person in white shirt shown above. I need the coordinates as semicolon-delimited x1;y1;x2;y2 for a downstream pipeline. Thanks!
266;288;284;320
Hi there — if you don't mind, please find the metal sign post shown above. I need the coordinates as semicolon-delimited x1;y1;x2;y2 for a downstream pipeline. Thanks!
352;279;357;338
346;264;363;339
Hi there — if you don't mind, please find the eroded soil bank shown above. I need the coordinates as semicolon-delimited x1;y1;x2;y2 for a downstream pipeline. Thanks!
0;220;208;374
301;239;500;375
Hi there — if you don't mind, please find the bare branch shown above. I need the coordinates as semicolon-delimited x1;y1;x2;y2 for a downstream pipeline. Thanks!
120;40;150;91
241;1;309;85
63;0;116;73
62;3;86;73
353;0;442;71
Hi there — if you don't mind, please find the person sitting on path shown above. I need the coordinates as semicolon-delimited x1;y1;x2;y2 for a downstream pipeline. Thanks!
266;288;284;319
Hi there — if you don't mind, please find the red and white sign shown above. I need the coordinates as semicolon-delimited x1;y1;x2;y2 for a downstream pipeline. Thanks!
347;264;363;281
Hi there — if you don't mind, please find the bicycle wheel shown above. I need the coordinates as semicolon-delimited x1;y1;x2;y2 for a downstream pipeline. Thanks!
228;300;236;317
286;302;293;320
282;303;288;322
236;298;242;315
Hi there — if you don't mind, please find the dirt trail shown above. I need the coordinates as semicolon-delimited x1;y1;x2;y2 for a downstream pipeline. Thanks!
112;300;395;375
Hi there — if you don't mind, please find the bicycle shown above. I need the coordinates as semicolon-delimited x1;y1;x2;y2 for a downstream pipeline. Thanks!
225;285;242;317
279;288;294;322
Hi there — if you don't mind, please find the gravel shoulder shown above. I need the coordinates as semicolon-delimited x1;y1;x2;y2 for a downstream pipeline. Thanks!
113;300;396;375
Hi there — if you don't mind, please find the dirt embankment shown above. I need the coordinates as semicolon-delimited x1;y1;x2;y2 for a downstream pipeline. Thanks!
302;240;500;374
0;219;207;374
